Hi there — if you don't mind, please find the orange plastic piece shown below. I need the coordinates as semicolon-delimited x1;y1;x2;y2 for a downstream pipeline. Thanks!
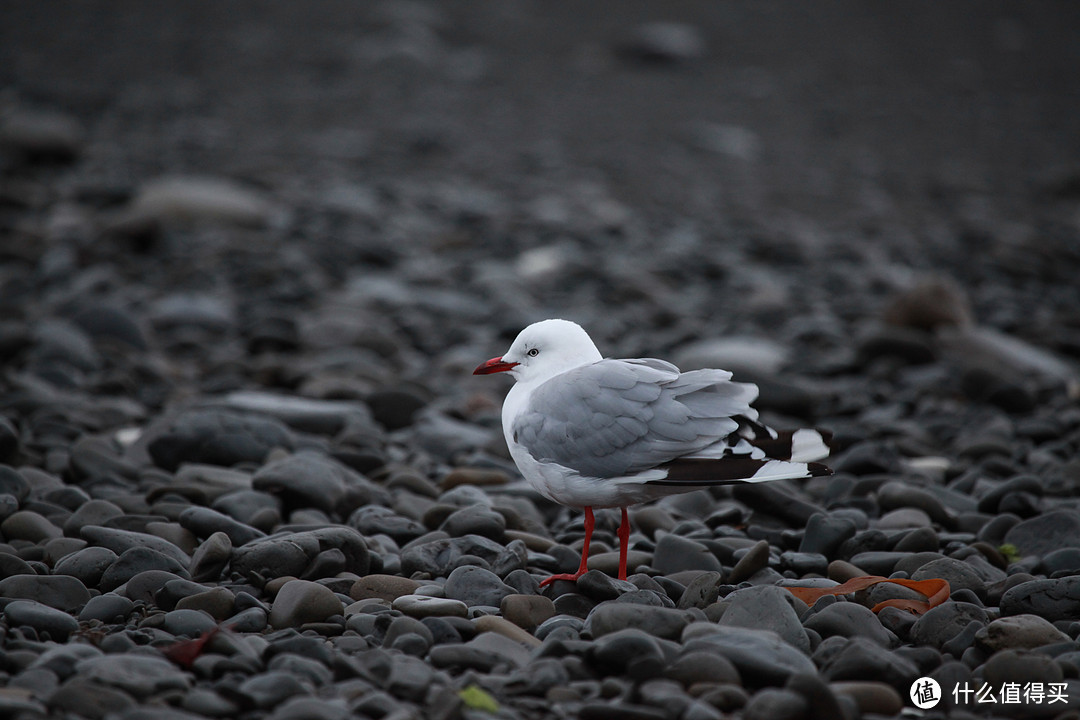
781;575;950;615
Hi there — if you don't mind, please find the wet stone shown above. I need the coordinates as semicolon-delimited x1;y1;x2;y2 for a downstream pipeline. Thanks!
0;574;90;612
178;506;265;546
122;570;186;604
79;525;191;566
444;565;515;607
779;551;828;576
348;505;425;543
439;504;506;540
236;670;308;709
1003;510;1080;556
0;552;38;579
743;688;808;720
79;593;135;623
269;579;343;628
0;466;30;503
75;654;192;699
175;587;236;621
252;451;378;514
230;535;312;579
910;557;988;600
1000;577;1080;623
225;606;269;633
803;601;894;647
587;602;691;641
590;628;668;680
577;569;637;602
351;574;421;602
49;677;137;720
683;624;817;686
728;539;771;583
975;613;1070;652
829;681;903;717
161;608;218;637
392;594;468;619
2;510;62;543
210;488;279;526
501;593;556;632
663;650;741;687
0;494;19;524
910;602;989;650
147;409;294;472
717;585;810;653
189;531;232;582
4;599;79;640
819;637;920;688
99;546;191;591
652;533;723;574
400;534;507;577
981;648;1064;688
676;571;723;610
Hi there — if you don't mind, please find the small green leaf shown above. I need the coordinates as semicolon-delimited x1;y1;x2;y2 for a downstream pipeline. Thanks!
458;685;499;713
999;544;1020;563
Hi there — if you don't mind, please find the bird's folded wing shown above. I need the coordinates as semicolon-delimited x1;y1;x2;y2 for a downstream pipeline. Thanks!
512;358;759;478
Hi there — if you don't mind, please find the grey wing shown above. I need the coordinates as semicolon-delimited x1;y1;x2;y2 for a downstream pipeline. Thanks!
512;358;759;478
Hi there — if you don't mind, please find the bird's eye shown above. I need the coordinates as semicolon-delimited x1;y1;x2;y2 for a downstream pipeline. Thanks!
527;348;540;357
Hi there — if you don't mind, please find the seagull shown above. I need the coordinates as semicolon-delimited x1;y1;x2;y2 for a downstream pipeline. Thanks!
474;319;832;586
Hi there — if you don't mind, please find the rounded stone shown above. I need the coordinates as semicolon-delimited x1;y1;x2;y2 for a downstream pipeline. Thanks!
653;533;723;574
728;540;771;583
162;608;218;637
174;587;237;621
1003;510;1080;557
0;574;90;612
803;601;893;647
439;505;506;540
74;654;192;699
587;602;691;641
718;585;810;653
2;510;62;543
500;593;556;632
268;579;344;629
4;599;79;640
178;506;265;546
444;566;515;608
79;525;191;566
1000;577;1080;623
590;628;668;680
663;650;741;686
78;593;135;623
975;614;1070;652
99;546;190;591
391;594;469;619
829;681;903;716
910;602;988;649
911;557;987;600
982;648;1064;688
189;531;232;582
350;574;421;602
743;687;809;720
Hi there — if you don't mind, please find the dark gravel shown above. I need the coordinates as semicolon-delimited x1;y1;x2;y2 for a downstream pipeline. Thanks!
3;3;1080;719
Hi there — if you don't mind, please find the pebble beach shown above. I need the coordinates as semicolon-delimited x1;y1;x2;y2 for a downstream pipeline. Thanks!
3;3;1080;719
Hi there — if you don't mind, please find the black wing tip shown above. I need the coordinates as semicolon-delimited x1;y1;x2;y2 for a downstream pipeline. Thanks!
648;457;832;486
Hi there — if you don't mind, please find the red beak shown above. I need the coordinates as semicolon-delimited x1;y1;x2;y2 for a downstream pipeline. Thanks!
473;356;519;375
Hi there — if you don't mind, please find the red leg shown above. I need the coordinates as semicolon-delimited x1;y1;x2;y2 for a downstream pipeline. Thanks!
539;507;594;587
617;507;630;581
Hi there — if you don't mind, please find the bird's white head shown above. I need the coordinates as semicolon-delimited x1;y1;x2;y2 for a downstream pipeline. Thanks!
473;319;603;385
